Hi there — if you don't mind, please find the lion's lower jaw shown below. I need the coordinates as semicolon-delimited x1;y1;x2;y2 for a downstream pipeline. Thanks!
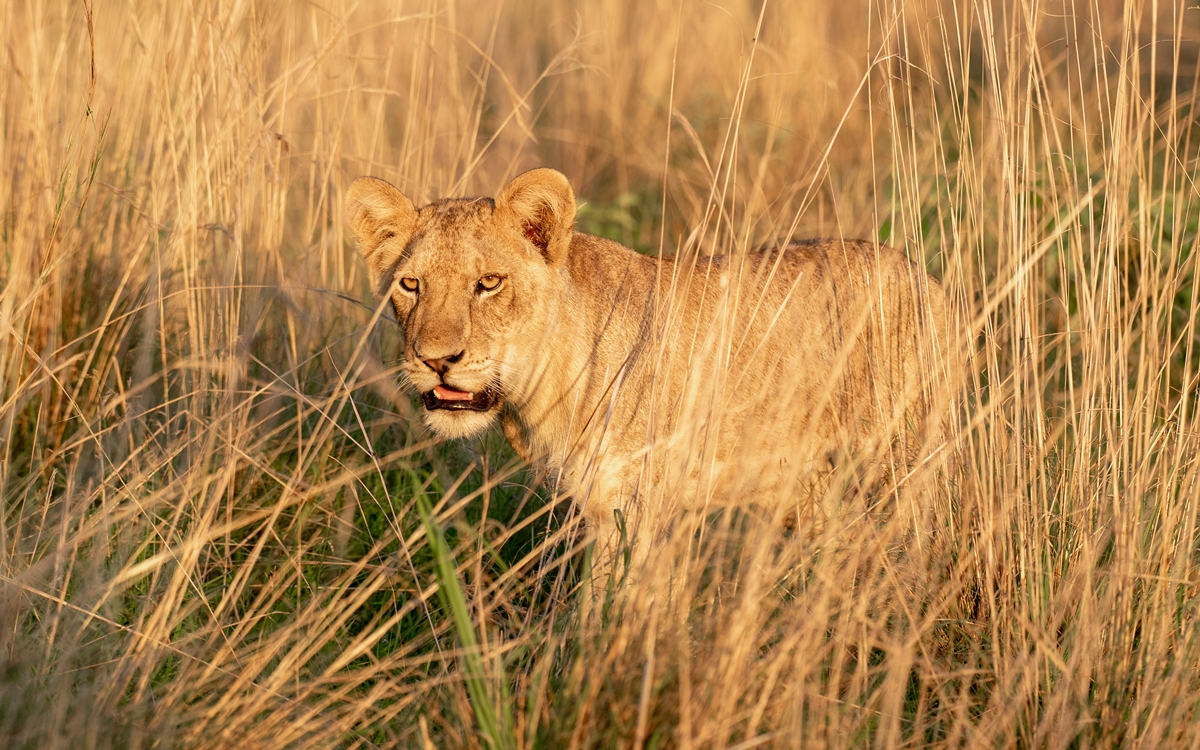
422;408;499;439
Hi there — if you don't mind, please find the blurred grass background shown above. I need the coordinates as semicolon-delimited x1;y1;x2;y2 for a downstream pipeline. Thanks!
2;0;1200;747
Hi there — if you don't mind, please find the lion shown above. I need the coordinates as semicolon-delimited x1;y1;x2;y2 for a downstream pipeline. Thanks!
346;168;958;579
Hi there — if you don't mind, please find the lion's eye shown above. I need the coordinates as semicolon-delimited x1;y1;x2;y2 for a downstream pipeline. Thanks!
399;277;419;293
477;275;503;292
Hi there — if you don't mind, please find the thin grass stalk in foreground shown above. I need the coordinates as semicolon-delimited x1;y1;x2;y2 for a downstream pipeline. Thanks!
416;478;516;750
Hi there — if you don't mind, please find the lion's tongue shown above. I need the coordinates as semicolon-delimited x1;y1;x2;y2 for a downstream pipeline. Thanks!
434;385;473;401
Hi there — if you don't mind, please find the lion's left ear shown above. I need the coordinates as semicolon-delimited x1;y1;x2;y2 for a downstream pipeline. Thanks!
495;168;575;265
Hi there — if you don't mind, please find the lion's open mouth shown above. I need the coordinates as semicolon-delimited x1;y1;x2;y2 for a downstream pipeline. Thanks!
422;384;501;412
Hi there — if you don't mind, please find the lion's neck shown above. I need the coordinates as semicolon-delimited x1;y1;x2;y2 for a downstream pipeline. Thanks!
511;233;658;476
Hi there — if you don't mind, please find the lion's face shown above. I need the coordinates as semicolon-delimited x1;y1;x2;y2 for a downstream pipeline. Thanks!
346;170;577;439
385;200;560;438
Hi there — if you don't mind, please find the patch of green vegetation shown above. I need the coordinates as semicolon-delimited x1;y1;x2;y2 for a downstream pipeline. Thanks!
575;190;663;255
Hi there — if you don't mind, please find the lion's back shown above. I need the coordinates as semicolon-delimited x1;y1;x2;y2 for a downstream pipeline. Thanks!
641;239;957;491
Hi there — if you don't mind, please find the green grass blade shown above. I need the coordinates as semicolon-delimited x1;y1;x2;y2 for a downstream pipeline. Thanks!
415;482;515;750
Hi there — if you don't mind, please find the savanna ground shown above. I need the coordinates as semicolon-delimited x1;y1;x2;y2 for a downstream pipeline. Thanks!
3;0;1200;747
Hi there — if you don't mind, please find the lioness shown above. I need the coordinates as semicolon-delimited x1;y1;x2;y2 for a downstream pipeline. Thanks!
346;169;956;576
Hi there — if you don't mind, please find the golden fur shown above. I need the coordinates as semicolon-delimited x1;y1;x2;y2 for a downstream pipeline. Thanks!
346;168;958;574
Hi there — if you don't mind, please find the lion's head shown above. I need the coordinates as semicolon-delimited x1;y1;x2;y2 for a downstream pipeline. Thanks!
345;169;577;438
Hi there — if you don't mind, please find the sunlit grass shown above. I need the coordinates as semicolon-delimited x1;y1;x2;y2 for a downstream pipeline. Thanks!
2;0;1199;747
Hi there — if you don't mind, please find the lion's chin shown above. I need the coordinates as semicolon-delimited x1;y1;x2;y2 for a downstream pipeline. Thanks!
422;408;499;439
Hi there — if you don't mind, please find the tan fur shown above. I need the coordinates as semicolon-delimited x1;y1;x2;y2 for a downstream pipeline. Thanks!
346;169;958;576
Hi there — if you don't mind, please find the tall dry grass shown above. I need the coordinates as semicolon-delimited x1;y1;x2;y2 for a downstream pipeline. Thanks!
2;0;1199;747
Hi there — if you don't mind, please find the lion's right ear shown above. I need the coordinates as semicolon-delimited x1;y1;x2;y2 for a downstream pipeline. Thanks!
345;177;417;298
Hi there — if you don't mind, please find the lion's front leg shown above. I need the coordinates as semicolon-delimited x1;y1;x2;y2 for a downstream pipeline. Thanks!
580;487;654;592
566;447;655;592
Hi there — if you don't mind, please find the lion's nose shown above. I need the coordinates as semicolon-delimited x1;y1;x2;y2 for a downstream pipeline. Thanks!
421;351;464;375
